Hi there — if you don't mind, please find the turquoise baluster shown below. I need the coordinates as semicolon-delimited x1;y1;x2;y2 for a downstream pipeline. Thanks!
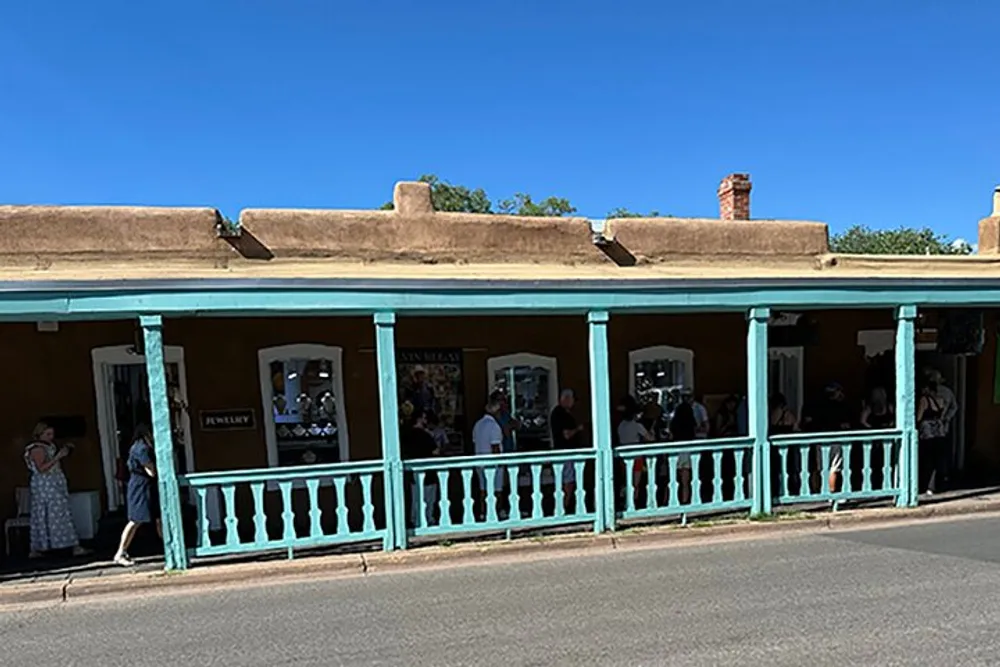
439;471;453;529
222;484;238;547
278;481;294;543
530;465;543;519
842;444;853;495
506;467;518;520
799;445;810;498
712;451;723;504
779;447;789;499
416;471;427;530
196;487;210;549
667;456;678;509
306;478;322;539
360;473;376;534
625;455;636;514
461;468;475;525
691;452;702;506
574;461;586;515
251;482;266;545
485;467;498;524
646;456;657;510
334;476;349;536
554;465;566;518
862;443;873;492
734;450;747;502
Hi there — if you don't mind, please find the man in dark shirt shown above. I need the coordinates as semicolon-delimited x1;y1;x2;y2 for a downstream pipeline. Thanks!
550;389;585;512
401;409;440;527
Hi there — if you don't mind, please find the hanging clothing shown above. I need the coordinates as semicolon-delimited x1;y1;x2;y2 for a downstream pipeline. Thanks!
23;442;80;552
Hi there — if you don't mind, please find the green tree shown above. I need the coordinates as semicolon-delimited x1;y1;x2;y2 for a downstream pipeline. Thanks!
830;225;973;255
497;193;576;216
382;175;575;216
606;207;663;219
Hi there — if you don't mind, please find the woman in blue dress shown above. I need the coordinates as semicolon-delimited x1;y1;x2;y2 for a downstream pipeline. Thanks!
113;425;162;567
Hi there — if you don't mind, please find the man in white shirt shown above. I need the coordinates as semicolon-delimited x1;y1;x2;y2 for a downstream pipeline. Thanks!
472;399;505;519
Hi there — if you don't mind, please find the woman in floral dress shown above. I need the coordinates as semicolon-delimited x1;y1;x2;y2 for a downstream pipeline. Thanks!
23;422;89;558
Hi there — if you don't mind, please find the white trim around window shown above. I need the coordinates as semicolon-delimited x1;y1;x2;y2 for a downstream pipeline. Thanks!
258;344;349;466
769;346;805;420
627;345;695;396
486;353;560;411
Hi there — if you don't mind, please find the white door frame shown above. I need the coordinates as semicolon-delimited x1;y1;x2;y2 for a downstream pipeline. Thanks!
768;346;805;420
91;345;194;511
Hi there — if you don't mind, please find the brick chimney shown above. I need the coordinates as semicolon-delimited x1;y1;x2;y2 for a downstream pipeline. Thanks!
718;173;752;220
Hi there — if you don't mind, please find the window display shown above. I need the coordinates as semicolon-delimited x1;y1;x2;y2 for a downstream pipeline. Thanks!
259;345;348;467
487;354;559;451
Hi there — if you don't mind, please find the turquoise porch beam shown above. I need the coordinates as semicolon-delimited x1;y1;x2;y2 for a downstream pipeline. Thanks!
747;307;771;516
4;280;1000;320
587;310;614;533
895;305;918;507
374;312;405;550
139;314;188;570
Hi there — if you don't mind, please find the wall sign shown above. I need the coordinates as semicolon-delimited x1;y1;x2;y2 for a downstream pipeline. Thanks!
397;348;466;456
200;409;256;431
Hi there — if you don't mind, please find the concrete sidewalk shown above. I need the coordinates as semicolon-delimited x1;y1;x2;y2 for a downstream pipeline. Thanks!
3;487;999;609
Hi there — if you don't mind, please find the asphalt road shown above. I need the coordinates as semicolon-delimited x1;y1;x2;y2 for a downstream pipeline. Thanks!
4;516;1000;666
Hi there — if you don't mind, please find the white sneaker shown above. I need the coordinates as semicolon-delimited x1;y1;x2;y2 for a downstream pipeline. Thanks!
113;553;136;567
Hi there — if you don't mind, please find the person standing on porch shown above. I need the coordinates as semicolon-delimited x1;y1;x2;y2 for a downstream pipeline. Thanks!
926;368;958;488
491;390;521;454
472;399;505;520
402;409;441;528
23;422;89;559
113;424;161;567
550;389;585;513
917;379;949;495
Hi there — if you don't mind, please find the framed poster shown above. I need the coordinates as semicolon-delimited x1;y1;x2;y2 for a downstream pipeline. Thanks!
397;348;465;456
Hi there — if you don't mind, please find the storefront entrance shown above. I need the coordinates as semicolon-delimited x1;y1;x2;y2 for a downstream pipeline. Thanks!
91;345;194;511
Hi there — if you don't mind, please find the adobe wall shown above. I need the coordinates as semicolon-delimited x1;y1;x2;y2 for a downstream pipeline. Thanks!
0;182;833;270
604;217;830;262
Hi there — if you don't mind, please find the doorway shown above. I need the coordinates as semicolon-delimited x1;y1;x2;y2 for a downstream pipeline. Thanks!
91;346;194;511
917;351;968;477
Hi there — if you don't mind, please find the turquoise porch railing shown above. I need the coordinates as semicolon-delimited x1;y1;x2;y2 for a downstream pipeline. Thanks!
403;449;597;539
179;461;386;559
769;429;903;506
613;437;756;523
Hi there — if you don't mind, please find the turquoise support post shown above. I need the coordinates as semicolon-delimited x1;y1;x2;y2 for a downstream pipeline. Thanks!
895;305;918;507
588;310;614;533
374;312;406;550
747;307;771;516
139;315;188;570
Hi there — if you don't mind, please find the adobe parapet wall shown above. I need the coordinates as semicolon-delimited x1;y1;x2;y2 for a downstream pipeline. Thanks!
0;181;836;270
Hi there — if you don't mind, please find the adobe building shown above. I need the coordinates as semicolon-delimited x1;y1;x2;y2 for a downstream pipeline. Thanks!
2;175;999;561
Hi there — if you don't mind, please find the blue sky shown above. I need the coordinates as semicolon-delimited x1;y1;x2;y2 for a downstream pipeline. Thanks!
1;2;996;238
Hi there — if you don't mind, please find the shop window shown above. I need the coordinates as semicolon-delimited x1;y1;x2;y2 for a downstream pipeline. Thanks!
769;346;804;420
258;344;349;467
487;353;559;449
628;346;694;427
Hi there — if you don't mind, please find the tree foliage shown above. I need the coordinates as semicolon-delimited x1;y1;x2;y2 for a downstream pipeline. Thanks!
829;225;973;255
382;174;575;216
606;207;664;219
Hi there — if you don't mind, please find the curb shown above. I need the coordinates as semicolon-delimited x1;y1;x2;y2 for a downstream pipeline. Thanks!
4;498;1000;608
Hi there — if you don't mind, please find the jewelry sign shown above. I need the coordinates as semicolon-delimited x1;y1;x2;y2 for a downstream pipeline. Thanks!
200;409;256;431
